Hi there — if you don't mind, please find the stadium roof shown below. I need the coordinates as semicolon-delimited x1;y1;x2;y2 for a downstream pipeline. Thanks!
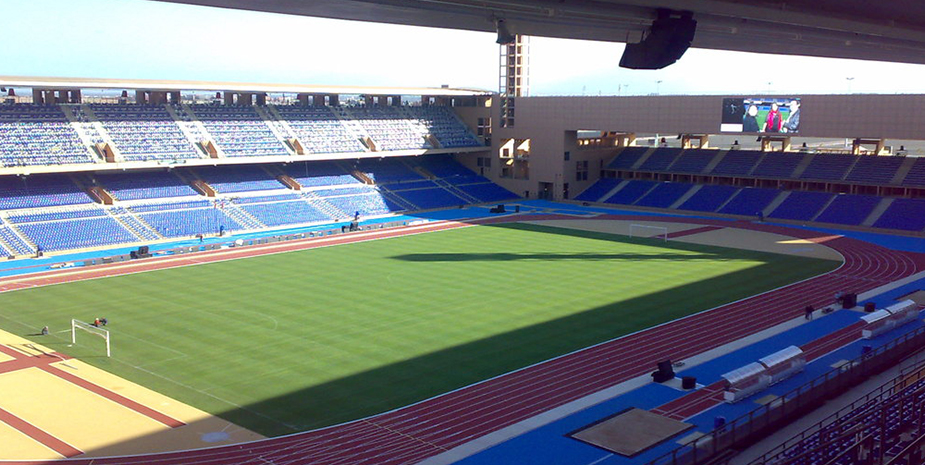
150;0;925;65
0;75;492;96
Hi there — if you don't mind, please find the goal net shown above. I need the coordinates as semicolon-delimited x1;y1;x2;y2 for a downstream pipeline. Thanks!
71;319;110;357
628;224;669;242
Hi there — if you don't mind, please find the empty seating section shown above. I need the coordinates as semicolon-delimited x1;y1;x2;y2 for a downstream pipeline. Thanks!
135;205;242;237
7;207;104;223
814;194;881;225
718;188;781;215
0;175;89;209
900;158;925;187
751;153;804;178
233;193;301;204
284;162;360;187
195;166;283;193
607;147;648;170
394;187;464;210
575;178;622;202
667;150;715;173
412;106;481;148
238;201;330;226
872;199;925;231
95;171;197;200
635;182;694;208
637;148;682;171
343;106;431;151
799;153;856;180
386;180;438;191
603;180;657;205
0;104;93;166
768;191;834;221
321;192;400;216
412;154;472;178
17;217;136;252
678;185;740;212
454;183;517;202
190;105;287;157
709;150;763;176
354;158;424;184
0;224;32;255
89;104;198;161
845;156;903;184
274;106;365;154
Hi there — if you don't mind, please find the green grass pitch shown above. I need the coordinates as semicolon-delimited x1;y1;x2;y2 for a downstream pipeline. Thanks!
0;222;839;436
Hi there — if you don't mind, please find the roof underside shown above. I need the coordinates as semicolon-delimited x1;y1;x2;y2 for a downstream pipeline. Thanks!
149;0;925;65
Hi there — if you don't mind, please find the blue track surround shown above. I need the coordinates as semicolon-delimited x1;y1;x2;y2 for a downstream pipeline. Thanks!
5;200;925;465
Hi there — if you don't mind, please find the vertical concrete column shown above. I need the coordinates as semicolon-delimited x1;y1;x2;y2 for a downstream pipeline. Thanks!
33;89;45;104
298;93;310;105
135;90;147;104
256;93;267;106
224;92;234;105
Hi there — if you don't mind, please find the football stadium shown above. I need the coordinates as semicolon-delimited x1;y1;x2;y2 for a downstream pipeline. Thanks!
3;2;925;465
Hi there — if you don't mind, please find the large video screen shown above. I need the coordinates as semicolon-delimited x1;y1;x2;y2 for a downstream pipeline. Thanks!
721;97;801;133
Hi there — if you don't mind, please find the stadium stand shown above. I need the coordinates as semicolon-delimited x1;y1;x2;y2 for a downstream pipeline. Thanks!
900;158;925;187
0;104;94;166
607;147;649;170
194;165;285;193
845;155;904;184
717;187;781;216
16;216;137;252
89;104;200;161
236;198;331;226
283;161;362;187
666;150;716;173
872;198;925;231
634;182;694;208
413;105;482;148
189;104;288;157
342;105;432;151
677;184;740;212
0;175;91;209
751;152;805;178
768;191;834;221
132;202;242;237
353;157;425;184
94;171;198;200
798;153;857;180
708;150;763;176
814;194;882;226
637;147;682;171
602;180;657;205
274;105;366;154
574;178;622;202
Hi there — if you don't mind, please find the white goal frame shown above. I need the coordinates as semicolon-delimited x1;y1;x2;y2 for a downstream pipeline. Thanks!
628;224;669;242
71;319;110;357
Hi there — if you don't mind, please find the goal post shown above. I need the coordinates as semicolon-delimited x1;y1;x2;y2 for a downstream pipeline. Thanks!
71;319;110;357
628;224;669;242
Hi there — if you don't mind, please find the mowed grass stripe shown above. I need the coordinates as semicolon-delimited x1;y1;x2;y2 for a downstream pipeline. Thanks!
0;222;839;435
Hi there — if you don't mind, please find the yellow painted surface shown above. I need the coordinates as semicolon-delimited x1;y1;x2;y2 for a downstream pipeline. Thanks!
0;415;62;460
0;347;15;363
0;368;168;452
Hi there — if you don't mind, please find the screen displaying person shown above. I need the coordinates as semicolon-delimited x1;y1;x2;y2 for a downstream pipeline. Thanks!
782;100;801;133
764;103;783;132
743;104;760;132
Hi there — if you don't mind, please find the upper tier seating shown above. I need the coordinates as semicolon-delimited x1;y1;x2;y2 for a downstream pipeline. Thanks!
635;182;694;208
0;104;94;166
575;178;622;202
872;199;925;231
768;191;834;221
607;147;648;170
195;166;284;193
677;185;740;212
0;175;90;209
844;155;904;184
412;154;473;178
751;152;804;178
667;150;716;174
411;105;482;148
814;194;881;226
89;104;199;161
353;158;424;184
637;148;683;171
900;158;925;187
603;180;657;205
274;105;365;154
189;104;288;157
798;153;857;181
709;150;763;176
342;106;432;151
95;171;197;200
718;188;781;216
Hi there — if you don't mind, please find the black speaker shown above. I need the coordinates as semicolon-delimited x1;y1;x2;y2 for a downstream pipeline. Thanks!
138;245;149;255
620;9;697;70
652;360;675;383
681;376;696;390
130;251;138;259
864;302;876;313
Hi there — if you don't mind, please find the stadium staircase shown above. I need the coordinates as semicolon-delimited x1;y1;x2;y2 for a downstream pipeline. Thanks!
382;189;418;211
74;105;125;162
629;147;658;169
713;187;744;212
0;217;36;255
762;191;791;216
809;195;839;222
59;105;106;163
330;108;373;152
223;204;265;230
892;157;919;184
789;153;816;178
107;207;160;241
176;103;227;158
599;179;630;203
301;192;348;220
862;198;895;227
265;105;305;155
435;179;482;204
164;104;212;159
669;184;702;209
252;106;295;154
701;149;728;173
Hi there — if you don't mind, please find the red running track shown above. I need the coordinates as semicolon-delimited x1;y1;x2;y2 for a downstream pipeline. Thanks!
2;215;925;465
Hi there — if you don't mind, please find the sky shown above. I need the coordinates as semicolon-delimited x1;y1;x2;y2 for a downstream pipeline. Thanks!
6;0;925;96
